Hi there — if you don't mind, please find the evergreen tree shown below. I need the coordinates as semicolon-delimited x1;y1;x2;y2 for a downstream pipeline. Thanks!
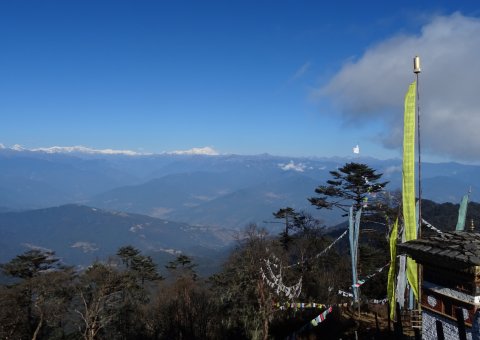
309;162;388;215
273;207;301;249
117;246;162;285
1;249;63;279
0;250;73;340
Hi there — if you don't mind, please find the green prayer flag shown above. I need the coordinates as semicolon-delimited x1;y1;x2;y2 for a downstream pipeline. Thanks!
387;218;398;319
402;81;418;301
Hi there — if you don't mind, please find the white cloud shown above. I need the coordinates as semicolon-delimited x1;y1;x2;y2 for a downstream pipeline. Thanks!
279;160;306;172
318;13;480;162
71;241;98;253
169;146;219;156
264;192;284;199
384;165;402;176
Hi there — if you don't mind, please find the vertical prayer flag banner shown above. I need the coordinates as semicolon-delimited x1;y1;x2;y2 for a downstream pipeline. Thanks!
348;207;356;301
387;218;398;319
349;207;362;303
402;80;418;301
456;193;469;231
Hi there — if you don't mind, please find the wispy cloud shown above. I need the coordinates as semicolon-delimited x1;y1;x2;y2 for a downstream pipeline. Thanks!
316;13;480;162
71;242;98;253
292;61;311;80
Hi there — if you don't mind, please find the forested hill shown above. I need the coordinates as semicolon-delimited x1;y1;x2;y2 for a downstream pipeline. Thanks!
421;199;480;231
0;204;232;274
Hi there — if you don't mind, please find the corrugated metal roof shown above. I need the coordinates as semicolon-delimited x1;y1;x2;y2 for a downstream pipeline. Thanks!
398;231;480;267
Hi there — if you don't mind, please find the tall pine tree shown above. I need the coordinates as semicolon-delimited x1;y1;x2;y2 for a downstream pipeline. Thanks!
309;162;388;215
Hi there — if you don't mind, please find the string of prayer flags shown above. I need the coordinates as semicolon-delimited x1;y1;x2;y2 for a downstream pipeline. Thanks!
353;280;365;288
338;290;353;298
286;229;348;268
275;302;327;310
310;307;333;327
314;229;348;260
370;298;388;305
287;306;334;337
260;257;302;300
337;262;390;300
362;262;389;281
337;289;388;305
422;218;443;234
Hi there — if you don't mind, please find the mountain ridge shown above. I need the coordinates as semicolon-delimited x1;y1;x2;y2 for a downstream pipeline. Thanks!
0;204;233;274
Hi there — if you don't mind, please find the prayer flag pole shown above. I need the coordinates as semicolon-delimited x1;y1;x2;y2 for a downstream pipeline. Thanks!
414;56;422;238
413;56;422;311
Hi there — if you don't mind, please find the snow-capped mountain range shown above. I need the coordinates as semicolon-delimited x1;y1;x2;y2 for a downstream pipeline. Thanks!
0;144;220;156
0;143;479;228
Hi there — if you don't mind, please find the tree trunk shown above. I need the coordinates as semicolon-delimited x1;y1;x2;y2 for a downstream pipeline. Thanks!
31;312;43;340
257;279;269;340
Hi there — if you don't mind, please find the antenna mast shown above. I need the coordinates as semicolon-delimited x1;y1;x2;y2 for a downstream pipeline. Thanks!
413;56;422;315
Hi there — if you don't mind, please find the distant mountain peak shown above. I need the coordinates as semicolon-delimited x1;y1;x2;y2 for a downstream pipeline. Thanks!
30;145;148;156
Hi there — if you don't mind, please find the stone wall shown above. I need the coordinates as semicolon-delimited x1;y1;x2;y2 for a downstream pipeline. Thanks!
422;309;472;340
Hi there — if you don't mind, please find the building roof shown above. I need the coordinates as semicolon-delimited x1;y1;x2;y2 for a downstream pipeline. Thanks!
397;231;480;268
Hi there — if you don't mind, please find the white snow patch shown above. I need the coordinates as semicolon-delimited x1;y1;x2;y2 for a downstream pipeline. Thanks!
129;224;144;233
30;145;148;156
169;146;219;156
12;144;25;151
150;207;173;218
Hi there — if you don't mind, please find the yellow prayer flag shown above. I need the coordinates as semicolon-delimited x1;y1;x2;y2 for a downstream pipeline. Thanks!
402;81;418;300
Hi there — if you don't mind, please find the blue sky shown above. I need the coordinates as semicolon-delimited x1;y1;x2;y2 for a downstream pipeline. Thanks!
1;1;479;161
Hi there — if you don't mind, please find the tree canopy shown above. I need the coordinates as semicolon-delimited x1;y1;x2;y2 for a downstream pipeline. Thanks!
309;162;388;215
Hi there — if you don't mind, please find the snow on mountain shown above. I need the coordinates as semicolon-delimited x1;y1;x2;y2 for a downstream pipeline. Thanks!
1;144;221;157
12;144;26;151
169;146;219;156
30;145;147;156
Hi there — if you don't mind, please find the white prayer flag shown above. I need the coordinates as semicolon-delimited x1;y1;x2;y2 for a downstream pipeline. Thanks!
353;145;360;154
